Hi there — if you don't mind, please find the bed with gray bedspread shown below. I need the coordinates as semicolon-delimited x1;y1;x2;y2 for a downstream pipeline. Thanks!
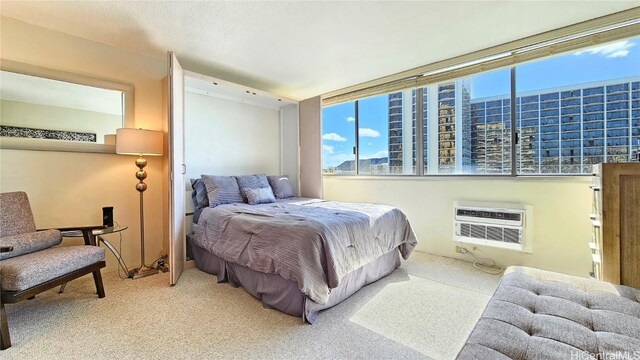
192;197;417;322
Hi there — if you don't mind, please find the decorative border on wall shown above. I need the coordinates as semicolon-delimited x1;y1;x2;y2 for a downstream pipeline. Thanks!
0;125;96;142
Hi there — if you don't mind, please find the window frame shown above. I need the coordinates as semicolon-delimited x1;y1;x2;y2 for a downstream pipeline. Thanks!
322;12;640;177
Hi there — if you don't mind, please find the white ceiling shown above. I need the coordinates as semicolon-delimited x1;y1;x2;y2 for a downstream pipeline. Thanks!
0;1;637;100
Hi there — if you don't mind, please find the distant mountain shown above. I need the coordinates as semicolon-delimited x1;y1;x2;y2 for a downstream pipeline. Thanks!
336;157;388;173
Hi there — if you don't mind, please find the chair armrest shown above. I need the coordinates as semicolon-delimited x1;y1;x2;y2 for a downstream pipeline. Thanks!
37;225;106;232
38;225;105;246
0;246;13;253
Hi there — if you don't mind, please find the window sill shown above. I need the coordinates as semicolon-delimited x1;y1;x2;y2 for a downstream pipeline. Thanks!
322;174;592;181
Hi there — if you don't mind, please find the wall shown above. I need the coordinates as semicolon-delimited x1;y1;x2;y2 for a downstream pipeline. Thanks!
323;176;593;277
280;104;299;194
0;17;167;271
1;99;122;143
299;96;322;198
184;90;281;180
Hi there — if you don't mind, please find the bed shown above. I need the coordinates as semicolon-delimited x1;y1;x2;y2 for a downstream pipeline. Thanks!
189;176;417;323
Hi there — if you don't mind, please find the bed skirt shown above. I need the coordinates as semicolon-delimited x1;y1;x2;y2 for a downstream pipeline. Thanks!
191;242;401;324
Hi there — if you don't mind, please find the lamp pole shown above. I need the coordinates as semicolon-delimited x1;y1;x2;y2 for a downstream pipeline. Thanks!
131;155;158;279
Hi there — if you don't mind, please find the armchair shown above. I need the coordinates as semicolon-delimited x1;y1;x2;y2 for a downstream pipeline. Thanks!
0;191;106;350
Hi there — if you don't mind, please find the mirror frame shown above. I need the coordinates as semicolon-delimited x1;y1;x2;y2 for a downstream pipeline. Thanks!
0;60;134;154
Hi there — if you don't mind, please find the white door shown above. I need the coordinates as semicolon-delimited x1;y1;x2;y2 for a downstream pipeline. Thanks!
168;51;185;285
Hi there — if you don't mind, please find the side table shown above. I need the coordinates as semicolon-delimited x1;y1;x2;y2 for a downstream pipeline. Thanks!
61;225;132;280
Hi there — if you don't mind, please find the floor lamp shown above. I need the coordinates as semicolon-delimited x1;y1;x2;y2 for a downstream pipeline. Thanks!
116;128;163;279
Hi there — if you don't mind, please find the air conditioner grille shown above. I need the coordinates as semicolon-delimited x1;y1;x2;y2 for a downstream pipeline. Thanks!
469;224;486;239
460;223;471;237
504;228;520;243
457;222;522;245
487;226;503;241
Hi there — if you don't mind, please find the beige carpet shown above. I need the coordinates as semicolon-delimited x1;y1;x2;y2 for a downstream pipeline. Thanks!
2;252;500;360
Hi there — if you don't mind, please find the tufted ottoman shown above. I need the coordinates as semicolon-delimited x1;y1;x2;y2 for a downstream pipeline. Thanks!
457;266;640;360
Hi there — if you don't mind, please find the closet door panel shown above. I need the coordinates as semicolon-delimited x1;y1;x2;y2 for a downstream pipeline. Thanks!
168;51;185;285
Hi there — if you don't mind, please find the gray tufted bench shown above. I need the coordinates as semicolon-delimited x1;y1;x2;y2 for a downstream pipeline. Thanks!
457;266;640;360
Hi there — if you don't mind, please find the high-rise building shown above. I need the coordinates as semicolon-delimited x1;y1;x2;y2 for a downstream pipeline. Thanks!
389;76;640;175
471;77;640;174
388;92;404;174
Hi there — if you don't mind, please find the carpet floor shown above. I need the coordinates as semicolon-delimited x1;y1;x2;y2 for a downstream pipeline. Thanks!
2;251;500;360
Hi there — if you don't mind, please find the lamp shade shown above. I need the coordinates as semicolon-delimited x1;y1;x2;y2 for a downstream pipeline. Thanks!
116;128;163;156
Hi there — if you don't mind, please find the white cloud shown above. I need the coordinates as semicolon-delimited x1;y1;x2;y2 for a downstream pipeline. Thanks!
322;132;347;142
346;116;355;122
322;144;334;154
359;128;380;138
574;40;635;59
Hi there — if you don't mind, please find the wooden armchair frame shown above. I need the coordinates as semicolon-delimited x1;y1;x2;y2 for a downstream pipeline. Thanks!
1;225;106;350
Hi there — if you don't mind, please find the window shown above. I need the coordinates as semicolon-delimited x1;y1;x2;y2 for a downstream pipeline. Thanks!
421;68;511;175
357;92;415;175
321;101;355;174
322;34;640;176
516;37;640;174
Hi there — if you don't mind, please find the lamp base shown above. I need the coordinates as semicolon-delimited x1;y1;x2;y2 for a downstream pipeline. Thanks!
130;265;159;280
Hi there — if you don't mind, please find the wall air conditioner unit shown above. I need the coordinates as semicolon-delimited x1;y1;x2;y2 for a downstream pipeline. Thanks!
453;201;533;253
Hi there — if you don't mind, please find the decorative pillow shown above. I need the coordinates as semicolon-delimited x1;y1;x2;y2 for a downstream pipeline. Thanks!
201;175;243;207
236;174;269;202
244;187;276;205
267;175;295;199
190;178;209;209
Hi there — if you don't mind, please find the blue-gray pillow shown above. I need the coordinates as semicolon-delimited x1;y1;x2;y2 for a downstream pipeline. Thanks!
244;187;276;205
201;175;243;207
190;178;209;209
267;175;294;199
236;174;269;202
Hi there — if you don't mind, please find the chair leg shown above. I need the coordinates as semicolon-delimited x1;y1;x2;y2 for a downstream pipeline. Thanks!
0;302;10;350
92;270;105;298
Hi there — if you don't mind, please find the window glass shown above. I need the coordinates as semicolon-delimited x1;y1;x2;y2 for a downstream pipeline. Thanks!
321;101;355;174
421;68;511;174
357;92;415;175
516;37;640;174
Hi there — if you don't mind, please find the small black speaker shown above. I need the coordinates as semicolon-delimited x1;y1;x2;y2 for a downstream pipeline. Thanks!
102;207;114;228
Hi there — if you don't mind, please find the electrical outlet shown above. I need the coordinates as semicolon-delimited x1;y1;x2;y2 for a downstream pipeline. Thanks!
455;246;466;254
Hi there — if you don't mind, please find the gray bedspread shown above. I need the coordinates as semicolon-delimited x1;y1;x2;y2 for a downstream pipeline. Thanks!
193;198;417;304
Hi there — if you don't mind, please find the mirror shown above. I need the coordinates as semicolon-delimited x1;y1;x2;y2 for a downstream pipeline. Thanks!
0;60;134;153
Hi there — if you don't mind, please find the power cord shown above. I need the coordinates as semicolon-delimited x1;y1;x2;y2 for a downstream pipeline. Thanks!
460;247;504;275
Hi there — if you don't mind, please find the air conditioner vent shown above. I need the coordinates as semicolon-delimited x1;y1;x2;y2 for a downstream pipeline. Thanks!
454;203;530;252
504;228;520;243
470;224;485;239
487;226;503;241
460;223;471;237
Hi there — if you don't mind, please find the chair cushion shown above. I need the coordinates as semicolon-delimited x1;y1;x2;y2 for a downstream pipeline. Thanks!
0;191;37;237
457;266;640;360
0;229;62;260
0;245;105;291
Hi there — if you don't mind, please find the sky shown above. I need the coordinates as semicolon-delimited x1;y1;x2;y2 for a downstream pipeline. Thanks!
322;37;640;168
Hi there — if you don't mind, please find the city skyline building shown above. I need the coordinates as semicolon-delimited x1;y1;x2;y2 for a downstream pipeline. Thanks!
386;75;640;175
